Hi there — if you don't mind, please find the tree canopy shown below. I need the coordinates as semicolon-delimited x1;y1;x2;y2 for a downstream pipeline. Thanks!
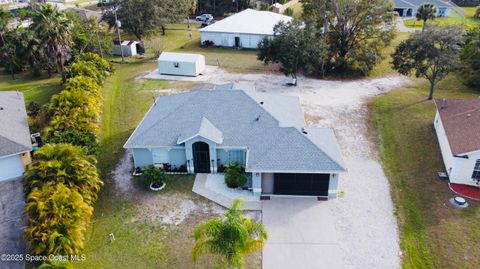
102;0;197;39
461;27;480;88
193;199;268;268
392;26;464;100
416;4;436;32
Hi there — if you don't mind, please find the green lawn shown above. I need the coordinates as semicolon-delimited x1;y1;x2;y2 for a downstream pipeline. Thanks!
371;32;410;77
0;72;61;105
78;58;261;268
372;75;480;269
404;7;479;30
290;2;304;19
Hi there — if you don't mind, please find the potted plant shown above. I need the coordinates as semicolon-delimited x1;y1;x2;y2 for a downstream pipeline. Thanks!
142;165;167;191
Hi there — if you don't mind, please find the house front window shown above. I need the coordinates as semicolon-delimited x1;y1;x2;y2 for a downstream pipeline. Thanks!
473;159;480;179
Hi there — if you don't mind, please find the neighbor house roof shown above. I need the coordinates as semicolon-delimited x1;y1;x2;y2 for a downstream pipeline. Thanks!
199;8;292;36
434;98;480;155
124;89;346;173
158;52;204;63
392;0;453;8
0;92;32;157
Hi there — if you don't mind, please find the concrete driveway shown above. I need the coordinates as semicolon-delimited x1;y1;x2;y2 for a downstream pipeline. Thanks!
262;197;342;269
0;178;25;269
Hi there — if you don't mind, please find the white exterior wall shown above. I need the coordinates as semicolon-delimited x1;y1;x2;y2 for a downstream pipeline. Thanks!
261;173;274;194
0;154;25;181
434;110;480;186
450;151;480;186
112;44;137;57
434;111;455;174
158;56;205;77
201;31;270;49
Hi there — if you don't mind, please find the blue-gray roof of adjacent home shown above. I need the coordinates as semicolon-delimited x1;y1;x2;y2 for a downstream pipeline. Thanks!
124;89;346;173
0;92;32;157
392;0;453;8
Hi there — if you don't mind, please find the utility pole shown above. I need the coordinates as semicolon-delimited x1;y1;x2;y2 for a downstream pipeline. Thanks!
96;30;104;58
114;8;125;63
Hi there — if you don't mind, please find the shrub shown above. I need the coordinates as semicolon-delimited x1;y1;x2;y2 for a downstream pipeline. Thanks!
46;129;99;156
224;162;247;188
23;183;93;256
25;143;102;205
76;52;114;73
144;35;165;57
141;165;167;188
283;7;294;16
27;101;41;116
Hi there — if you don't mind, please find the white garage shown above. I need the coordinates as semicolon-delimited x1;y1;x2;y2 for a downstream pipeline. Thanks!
199;8;292;49
158;52;205;77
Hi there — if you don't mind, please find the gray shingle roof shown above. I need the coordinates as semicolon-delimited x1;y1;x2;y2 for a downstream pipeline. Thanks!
392;0;453;8
124;89;346;173
0;92;32;157
177;117;223;144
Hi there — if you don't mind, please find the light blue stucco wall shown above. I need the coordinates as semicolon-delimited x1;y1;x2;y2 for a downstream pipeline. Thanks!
184;136;217;173
252;172;262;196
0;154;25;181
132;148;153;168
132;147;187;169
328;174;339;198
216;149;246;167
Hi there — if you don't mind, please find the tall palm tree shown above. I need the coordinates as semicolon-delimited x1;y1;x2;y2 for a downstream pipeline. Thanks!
30;4;72;80
416;4;437;32
23;183;93;255
192;199;268;269
25;143;102;206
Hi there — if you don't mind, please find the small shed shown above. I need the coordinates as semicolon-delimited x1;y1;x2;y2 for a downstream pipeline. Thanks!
158;52;205;77
112;40;139;57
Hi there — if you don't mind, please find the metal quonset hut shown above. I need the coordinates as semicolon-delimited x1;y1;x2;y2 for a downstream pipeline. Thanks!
158;52;206;77
199;9;292;49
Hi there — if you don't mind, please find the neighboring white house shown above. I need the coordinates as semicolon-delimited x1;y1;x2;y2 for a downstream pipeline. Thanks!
199;8;292;49
434;99;480;187
112;40;139;57
392;0;455;17
0;92;32;182
124;87;346;198
158;52;205;77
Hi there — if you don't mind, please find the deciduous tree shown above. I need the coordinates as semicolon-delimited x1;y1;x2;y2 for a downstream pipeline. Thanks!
392;26;464;100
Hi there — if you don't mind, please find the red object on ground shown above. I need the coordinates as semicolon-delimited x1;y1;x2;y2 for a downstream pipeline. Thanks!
448;183;480;201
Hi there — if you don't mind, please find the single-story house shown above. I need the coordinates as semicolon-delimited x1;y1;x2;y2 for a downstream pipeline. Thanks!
157;52;205;77
199;8;292;49
112;40;139;57
0;92;32;181
434;98;480;186
124;88;346;198
392;0;454;17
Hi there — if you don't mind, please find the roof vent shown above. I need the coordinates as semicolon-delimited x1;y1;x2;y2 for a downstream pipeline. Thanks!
301;128;308;134
440;98;446;110
467;113;472;118
0;107;3;110
260;101;264;105
255;115;261;121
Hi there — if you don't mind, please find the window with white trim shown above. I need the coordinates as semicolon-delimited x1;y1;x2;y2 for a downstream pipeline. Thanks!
473;160;480;179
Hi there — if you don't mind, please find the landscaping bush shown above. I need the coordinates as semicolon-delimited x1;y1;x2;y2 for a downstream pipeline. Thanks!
65;53;113;85
46;129;99;156
224;162;247;188
141;165;167;188
25;143;103;206
23;183;93;256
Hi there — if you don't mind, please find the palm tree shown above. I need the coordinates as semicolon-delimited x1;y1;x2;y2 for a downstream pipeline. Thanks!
23;183;93;255
30;4;72;80
416;4;437;32
25;143;102;206
192;199;268;269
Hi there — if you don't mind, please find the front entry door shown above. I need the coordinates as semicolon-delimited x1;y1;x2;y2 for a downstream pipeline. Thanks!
234;36;240;48
193;142;210;173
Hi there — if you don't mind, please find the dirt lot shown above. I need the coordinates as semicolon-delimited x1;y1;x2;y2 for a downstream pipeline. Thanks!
155;70;410;268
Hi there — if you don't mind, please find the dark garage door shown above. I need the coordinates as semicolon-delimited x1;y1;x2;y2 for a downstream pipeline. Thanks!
274;173;330;196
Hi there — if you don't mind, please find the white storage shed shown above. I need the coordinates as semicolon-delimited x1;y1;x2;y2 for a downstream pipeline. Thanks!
112;40;139;57
199;9;292;49
158;52;205;77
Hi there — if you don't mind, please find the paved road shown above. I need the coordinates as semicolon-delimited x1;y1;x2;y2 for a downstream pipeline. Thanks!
262;197;342;269
0;178;25;269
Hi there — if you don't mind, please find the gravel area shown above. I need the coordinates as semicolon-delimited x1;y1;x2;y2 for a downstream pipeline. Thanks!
165;70;408;269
